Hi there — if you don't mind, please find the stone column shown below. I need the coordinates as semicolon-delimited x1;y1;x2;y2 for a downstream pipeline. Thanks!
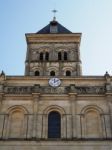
32;93;40;139
104;72;112;138
69;93;77;139
69;84;77;139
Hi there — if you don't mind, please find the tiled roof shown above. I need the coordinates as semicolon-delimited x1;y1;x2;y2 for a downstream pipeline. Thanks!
36;20;72;34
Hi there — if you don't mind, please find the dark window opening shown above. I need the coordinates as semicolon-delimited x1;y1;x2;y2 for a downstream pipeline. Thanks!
64;52;67;60
48;111;61;138
58;52;62;60
50;26;58;33
66;70;71;76
35;71;40;76
50;71;55;76
40;52;43;60
45;52;49;61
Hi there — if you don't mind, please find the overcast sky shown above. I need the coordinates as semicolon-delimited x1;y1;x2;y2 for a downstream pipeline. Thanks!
0;0;112;76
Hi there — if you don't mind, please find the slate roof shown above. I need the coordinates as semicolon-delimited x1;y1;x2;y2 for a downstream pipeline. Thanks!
36;20;72;34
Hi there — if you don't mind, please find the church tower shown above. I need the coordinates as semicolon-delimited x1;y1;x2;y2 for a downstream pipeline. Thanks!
0;16;112;150
25;17;82;76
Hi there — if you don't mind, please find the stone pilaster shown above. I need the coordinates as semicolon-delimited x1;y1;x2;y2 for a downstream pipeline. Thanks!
106;94;112;138
69;84;77;139
105;76;112;138
32;93;40;139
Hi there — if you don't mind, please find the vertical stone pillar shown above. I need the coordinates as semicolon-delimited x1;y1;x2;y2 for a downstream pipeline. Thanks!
32;93;40;139
105;73;112;138
69;84;77;139
69;93;77;139
106;94;112;138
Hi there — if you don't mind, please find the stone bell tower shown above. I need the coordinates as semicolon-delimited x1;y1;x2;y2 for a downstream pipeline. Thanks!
25;17;82;76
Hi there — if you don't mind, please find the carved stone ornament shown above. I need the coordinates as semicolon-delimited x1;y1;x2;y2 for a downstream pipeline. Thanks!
4;86;35;94
75;86;106;94
3;84;106;95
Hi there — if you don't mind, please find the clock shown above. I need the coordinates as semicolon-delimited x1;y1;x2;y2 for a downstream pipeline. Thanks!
49;78;61;87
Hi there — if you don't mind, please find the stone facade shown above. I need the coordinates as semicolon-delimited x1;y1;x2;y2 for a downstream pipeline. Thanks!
0;19;112;150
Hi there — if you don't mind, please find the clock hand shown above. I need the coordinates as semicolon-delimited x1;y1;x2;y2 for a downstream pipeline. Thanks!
54;78;55;83
55;79;59;83
54;79;59;83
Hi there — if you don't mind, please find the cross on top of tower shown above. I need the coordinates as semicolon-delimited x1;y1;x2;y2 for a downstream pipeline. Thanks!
52;9;58;21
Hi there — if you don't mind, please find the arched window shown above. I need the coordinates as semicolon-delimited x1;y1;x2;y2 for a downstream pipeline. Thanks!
50;71;55;76
58;52;62;60
40;52;43;60
64;52;67;60
45;52;49;61
66;70;71;76
48;111;61;138
35;70;40;76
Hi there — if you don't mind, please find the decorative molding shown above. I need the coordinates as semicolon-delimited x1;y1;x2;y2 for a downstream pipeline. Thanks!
2;85;108;95
4;86;35;94
75;86;106;94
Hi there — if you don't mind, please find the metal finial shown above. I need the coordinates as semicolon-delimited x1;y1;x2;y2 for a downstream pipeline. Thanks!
52;9;58;21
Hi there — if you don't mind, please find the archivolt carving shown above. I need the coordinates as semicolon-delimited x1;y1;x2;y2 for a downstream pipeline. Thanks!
7;105;28;114
47;67;59;75
43;105;66;115
81;105;103;115
31;67;42;72
63;66;74;71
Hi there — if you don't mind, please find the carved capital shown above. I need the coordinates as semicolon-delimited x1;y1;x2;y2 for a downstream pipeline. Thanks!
69;84;77;93
33;84;40;93
69;93;77;101
32;93;40;102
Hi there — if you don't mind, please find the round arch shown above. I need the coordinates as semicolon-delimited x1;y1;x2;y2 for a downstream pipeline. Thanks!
48;67;59;76
7;105;29;114
81;105;104;115
43;105;66;116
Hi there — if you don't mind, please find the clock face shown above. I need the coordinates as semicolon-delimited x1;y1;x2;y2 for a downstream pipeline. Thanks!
49;78;61;87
